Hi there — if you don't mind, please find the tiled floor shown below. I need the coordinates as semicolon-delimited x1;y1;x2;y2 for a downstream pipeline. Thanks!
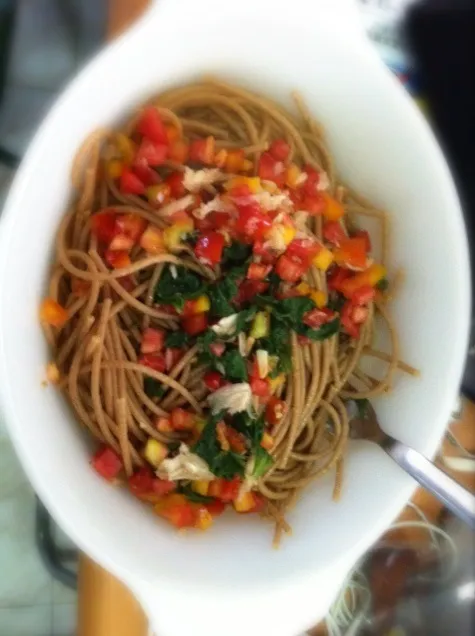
0;1;106;634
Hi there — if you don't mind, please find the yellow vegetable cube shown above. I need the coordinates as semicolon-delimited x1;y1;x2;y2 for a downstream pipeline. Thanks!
296;282;311;296
195;508;213;530
310;290;327;308
144;439;168;467
106;159;124;179
313;247;334;271
233;491;255;513
192;481;209;496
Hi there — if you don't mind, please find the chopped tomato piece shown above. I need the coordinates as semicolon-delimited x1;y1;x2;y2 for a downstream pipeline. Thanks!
135;138;168;167
128;467;154;496
203;371;226;391
152;479;176;497
286;238;321;266
257;152;285;187
224;149;246;173
165;171;185;198
250;376;271;398
168;139;189;164
334;237;368;270
275;254;306;283
194;231;225;265
120;168;146;196
170;408;195;431
353;229;371;253
340;301;367;339
136;106;168;144
205;500;226;516
339;263;387;298
157;498;197;529
301;194;325;215
269;138;290;161
140;225;165;254
303;307;334;328
116;213;146;243
164;347;183;371
138;353;166;373
225;426;247;454
116;275;136;292
40;298;68;327
104;249;131;269
253;240;277;265
189;136;216;164
209;342;226;357
90;210;118;243
155;416;172;433
91;446;122;481
301;164;320;196
181;312;208;335
351;285;376;306
108;233;134;251
265;397;287;426
328;266;351;292
165;125;180;143
141;328;165;354
235;205;272;243
322;193;344;221
247;262;272;280
236;280;269;304
323;221;347;245
132;159;159;187
209;477;241;502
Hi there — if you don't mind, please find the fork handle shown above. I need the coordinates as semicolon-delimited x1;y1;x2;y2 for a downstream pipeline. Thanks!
383;436;475;530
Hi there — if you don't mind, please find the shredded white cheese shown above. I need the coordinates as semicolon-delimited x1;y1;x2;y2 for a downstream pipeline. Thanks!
253;191;291;212
208;383;253;415
211;314;238;337
192;196;232;220
317;171;330;191
157;444;214;481
264;224;288;252
183;167;223;192
158;195;195;217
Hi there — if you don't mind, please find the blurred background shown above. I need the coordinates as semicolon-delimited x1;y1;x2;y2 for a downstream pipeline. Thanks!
0;1;473;635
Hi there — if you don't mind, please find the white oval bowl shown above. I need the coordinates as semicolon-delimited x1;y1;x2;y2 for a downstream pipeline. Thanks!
0;1;470;634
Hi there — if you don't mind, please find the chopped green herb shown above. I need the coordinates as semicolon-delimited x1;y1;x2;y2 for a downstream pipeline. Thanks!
355;398;370;419
207;277;238;317
178;484;214;504
164;330;190;348
222;241;252;266
253;446;274;478
193;412;246;479
296;317;341;341
154;266;205;311
376;278;389;291
220;349;248;382
143;378;166;398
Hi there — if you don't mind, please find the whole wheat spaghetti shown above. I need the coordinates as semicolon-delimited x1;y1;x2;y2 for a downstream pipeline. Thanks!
40;79;417;544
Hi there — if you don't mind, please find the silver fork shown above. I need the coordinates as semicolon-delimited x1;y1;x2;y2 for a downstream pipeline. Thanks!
349;403;475;530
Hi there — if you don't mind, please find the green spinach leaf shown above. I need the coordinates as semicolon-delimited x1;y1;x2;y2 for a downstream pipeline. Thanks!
154;266;205;311
178;484;214;504
207;277;238;317
221;349;248;381
164;330;190;348
296;317;340;341
193;412;246;479
143;378;166;398
376;277;389;291
222;241;252;266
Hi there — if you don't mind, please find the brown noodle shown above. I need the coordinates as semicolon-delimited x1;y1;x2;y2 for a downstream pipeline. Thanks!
44;78;417;545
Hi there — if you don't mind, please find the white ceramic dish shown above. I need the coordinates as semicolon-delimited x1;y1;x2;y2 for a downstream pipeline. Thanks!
0;1;470;634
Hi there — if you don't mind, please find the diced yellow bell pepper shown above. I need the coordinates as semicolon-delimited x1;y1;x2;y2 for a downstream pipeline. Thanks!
269;373;286;394
106;159;124;179
146;183;171;206
194;417;206;434
322;193;344;221
115;133;136;165
163;222;193;251
250;311;270;339
192;481;209;496
224;176;261;193
366;263;387;286
233;491;255;513
296;282;311;296
193;295;210;314
144;439;168;467
285;163;302;188
310;290;327;308
195;507;213;530
281;224;296;246
313;246;334;271
260;432;274;451
241;159;254;172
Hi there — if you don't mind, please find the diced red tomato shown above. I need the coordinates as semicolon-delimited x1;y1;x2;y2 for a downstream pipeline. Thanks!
286;238;321;266
297;335;312;345
140;225;165;254
205;500;226;516
253;240;277;264
269;138;290;161
116;275;136;292
104;249;131;269
235;205;272;243
141;328;165;354
265;397;287;426
227;184;254;206
249;492;265;513
209;342;226;357
257;152;285;187
301;165;320;196
90;210;118;243
132;159;159;186
209;477;241;502
203;371;226;391
128;467;154;496
71;278;90;297
351;285;376;306
303;307;334;328
194;231;225;265
152;479;176;497
334;237;368;270
168;139;189;164
108;233;134;251
275;254;306;283
328;266;351;292
158;497;197;529
250;376;271;398
165;171;185;198
91;446;122;481
340;301;369;339
181;312;208;335
117;213;147;241
235;280;269;304
247;262;272;280
170;408;195;431
353;229;371;253
120;168;146;195
323;221;346;245
135;138;168;167
39;298;69;327
225;426;247;454
138;353;166;373
189;136;216;164
301;194;326;216
224;149;246;173
164;347;183;371
136;106;168;144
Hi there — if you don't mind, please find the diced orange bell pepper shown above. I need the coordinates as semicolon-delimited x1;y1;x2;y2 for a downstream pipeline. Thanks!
192;481;210;497
233;491;256;513
195;507;213;530
155;417;172;433
140;225;165;254
104;249;131;270
224;149;245;173
214;149;228;168
109;233;135;252
106;159;124;179
224;176;261;193
260;432;274;451
340;263;387;299
40;299;69;327
165;125;180;144
322;193;344;221
333;237;367;270
168;139;189;164
154;494;196;528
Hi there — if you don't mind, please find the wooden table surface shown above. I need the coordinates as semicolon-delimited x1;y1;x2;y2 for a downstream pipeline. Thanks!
77;2;475;634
